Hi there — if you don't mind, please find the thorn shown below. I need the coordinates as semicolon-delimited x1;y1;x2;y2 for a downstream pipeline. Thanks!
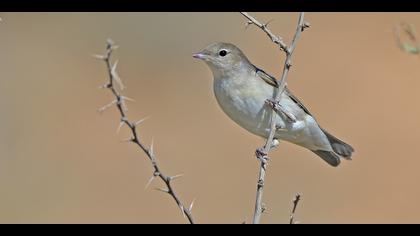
92;54;106;60
98;83;111;89
98;100;117;113
263;19;274;28
116;119;126;134
149;138;154;157
144;176;156;190
245;20;252;30
133;117;150;127
154;187;169;193
179;205;186;219
189;198;196;212
111;60;118;73
169;174;184;181
111;60;125;90
111;44;120;50
106;38;119;50
121;96;134;102
120;137;134;143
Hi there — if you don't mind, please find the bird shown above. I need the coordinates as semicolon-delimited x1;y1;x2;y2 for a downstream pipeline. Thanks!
193;42;354;167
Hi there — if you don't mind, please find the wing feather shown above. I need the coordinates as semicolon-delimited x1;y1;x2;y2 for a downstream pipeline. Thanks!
254;66;312;116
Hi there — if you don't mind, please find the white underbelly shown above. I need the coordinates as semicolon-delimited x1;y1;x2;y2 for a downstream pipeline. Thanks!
213;80;331;151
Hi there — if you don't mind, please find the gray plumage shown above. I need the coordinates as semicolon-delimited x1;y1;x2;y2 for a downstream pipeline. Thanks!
194;42;354;167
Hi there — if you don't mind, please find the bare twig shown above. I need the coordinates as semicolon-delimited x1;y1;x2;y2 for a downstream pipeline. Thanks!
240;12;308;224
241;12;288;51
394;22;420;55
96;39;195;224
289;193;301;224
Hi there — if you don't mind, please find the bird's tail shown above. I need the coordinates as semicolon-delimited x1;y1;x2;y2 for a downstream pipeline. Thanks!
312;129;354;167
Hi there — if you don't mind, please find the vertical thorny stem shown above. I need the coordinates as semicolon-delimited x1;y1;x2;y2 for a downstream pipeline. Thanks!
240;12;308;224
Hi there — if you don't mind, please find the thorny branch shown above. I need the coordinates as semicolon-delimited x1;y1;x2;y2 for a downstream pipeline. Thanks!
289;194;301;224
394;22;420;55
95;39;195;224
240;12;309;224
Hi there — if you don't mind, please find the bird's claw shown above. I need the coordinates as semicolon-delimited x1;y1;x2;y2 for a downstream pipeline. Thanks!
255;148;270;165
265;99;296;123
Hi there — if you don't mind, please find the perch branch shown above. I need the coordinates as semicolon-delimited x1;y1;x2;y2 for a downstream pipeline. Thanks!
289;193;301;224
240;12;308;224
96;39;195;224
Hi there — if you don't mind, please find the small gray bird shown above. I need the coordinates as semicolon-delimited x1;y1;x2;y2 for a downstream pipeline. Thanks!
193;42;354;167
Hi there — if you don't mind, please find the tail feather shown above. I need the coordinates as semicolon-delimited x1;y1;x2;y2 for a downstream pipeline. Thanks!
312;129;354;167
321;128;354;159
312;150;341;167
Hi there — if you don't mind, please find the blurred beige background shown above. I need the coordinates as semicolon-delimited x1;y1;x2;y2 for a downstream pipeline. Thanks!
0;12;419;224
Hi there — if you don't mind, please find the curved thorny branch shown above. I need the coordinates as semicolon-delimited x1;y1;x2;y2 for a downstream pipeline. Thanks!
240;12;309;224
95;39;195;224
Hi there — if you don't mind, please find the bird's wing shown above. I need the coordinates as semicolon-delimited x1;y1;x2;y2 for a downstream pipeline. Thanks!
255;67;279;88
284;87;312;116
254;66;312;116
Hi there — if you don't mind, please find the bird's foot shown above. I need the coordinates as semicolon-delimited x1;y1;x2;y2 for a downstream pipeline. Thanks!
255;148;270;165
265;99;297;123
265;99;280;111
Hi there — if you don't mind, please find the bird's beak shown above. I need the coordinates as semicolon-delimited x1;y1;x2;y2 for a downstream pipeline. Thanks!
192;52;208;60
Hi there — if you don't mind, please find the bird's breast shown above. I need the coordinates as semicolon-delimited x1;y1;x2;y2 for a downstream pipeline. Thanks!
213;76;278;137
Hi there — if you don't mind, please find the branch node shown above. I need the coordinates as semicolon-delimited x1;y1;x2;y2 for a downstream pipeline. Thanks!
302;22;311;31
257;179;264;188
261;203;268;214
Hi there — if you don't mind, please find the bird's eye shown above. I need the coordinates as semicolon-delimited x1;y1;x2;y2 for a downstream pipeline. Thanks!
219;49;228;57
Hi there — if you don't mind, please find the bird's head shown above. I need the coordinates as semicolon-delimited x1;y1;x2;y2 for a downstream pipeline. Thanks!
193;42;251;77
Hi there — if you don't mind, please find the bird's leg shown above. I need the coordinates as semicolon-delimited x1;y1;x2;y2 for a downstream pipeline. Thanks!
265;99;297;123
